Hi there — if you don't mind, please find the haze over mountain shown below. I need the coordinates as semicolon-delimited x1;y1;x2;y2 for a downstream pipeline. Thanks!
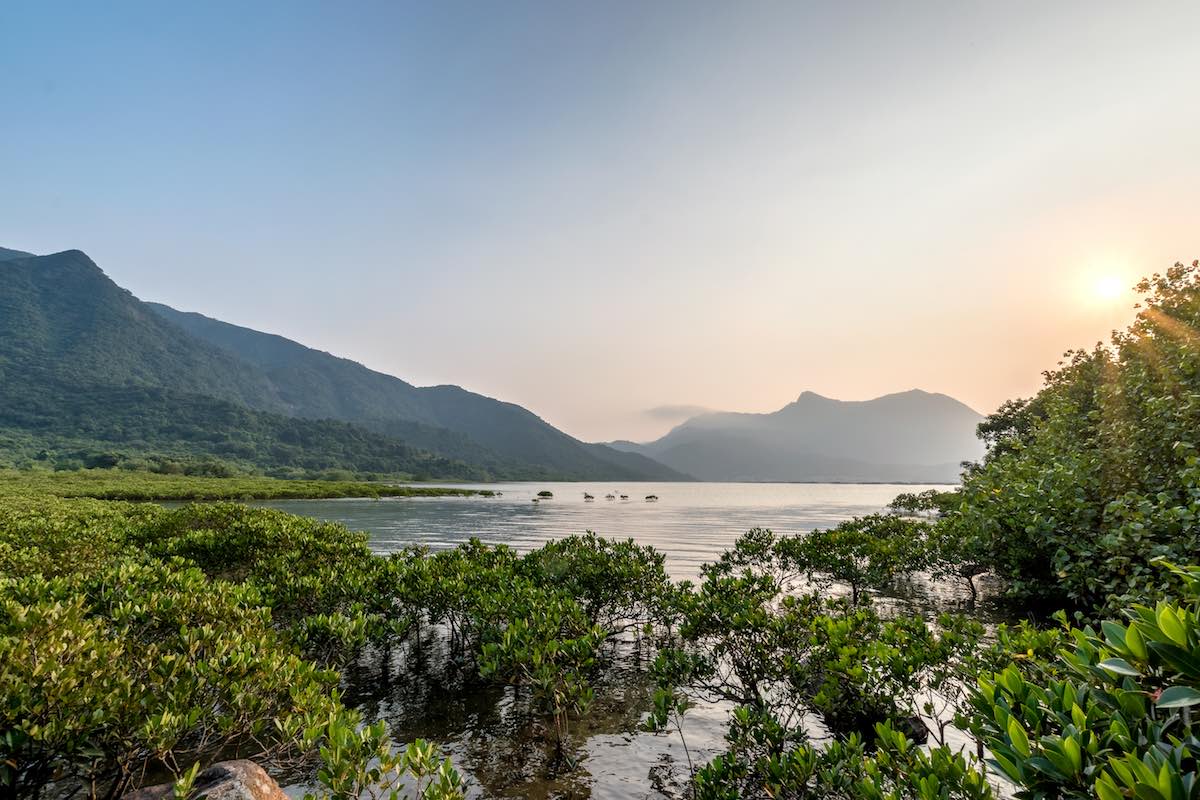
0;247;686;480
145;302;684;480
610;391;985;482
1;245;989;483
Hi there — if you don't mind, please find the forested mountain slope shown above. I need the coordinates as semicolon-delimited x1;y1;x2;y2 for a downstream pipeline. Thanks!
0;247;686;479
148;302;688;480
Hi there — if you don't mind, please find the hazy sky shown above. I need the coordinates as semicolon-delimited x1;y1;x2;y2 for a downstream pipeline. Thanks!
3;2;1198;442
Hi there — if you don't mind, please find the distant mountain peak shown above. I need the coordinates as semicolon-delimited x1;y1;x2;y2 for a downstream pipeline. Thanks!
796;388;936;403
29;249;107;278
1;245;688;481
882;388;948;401
621;387;986;482
785;388;979;415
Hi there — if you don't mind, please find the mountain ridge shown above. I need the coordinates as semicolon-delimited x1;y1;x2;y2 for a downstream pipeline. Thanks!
0;246;35;261
1;244;981;483
0;246;687;480
146;302;689;480
609;390;984;482
0;250;284;409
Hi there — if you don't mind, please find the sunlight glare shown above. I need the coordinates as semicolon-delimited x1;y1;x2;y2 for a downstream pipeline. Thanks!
1094;275;1125;302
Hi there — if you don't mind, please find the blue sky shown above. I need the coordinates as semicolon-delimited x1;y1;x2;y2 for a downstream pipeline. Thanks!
3;1;1198;440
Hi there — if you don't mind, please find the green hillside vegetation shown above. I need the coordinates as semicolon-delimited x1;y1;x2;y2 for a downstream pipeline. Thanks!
0;248;688;480
361;417;552;478
0;376;487;480
144;302;437;423
0;251;280;408
149;302;690;480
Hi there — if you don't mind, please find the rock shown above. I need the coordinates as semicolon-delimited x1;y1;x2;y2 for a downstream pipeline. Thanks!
897;715;930;745
125;760;289;800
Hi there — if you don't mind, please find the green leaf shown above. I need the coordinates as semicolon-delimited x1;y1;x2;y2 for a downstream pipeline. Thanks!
1132;783;1166;800
1156;606;1187;647
1007;716;1031;758
1155;685;1200;709
1125;623;1148;660
1061;736;1082;773
988;753;1023;783
1095;775;1123;800
1098;657;1141;677
1102;621;1127;650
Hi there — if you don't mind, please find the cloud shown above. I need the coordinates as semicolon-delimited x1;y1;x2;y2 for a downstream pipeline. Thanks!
643;404;713;422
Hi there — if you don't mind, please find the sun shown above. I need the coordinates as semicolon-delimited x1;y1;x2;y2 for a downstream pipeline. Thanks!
1093;275;1125;301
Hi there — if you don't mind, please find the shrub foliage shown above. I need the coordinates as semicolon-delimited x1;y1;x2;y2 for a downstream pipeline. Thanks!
5;260;1200;799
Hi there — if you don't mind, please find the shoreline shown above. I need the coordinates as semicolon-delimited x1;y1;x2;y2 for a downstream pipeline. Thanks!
0;469;494;501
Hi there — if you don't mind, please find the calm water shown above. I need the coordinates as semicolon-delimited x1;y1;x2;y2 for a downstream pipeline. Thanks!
266;482;962;799
262;481;949;579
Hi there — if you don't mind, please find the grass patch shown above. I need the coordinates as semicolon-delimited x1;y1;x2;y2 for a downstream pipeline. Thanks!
0;469;494;501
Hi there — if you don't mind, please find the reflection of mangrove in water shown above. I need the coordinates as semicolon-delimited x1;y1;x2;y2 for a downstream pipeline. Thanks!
260;489;1012;797
332;630;731;799
308;571;1012;799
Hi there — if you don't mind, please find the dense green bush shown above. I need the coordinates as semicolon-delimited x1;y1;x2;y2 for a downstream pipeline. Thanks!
0;559;347;799
0;498;468;799
0;496;680;796
691;714;994;800
520;531;671;632
950;262;1200;613
969;561;1200;800
638;524;1010;799
783;514;934;604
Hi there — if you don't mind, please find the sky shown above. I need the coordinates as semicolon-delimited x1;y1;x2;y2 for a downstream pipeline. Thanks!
3;1;1198;442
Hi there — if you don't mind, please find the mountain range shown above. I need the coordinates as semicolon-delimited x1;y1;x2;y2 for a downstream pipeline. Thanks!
609;390;985;482
1;245;984;482
0;247;685;480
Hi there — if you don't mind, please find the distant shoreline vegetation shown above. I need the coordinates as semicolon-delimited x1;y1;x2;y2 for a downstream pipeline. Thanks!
0;469;494;501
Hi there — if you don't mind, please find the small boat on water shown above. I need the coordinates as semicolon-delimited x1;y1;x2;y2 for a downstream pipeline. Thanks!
583;493;594;501
620;494;629;501
605;493;616;500
645;494;659;502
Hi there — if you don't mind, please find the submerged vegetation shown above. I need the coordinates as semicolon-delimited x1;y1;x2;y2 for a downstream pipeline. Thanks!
3;261;1200;798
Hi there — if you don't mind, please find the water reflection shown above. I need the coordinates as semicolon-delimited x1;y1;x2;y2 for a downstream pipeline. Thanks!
338;633;733;800
261;481;953;580
268;482;1005;798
